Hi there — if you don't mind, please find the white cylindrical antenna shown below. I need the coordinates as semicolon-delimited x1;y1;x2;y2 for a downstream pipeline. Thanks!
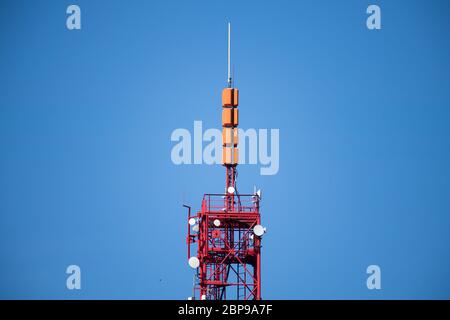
227;22;232;88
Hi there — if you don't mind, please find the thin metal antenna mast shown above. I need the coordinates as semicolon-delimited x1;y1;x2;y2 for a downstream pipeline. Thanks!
227;22;232;88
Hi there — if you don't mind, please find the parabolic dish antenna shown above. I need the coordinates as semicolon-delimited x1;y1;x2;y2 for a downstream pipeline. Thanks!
253;224;265;237
188;256;200;269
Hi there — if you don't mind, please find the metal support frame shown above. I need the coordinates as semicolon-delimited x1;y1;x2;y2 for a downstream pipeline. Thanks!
187;194;261;300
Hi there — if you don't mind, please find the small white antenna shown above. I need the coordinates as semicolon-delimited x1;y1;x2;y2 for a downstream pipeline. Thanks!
227;22;232;88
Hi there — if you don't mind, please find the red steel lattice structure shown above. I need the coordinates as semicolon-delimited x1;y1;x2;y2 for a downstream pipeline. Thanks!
185;23;263;300
186;193;262;300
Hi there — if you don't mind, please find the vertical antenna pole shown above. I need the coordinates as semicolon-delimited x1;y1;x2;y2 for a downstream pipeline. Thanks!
227;22;231;88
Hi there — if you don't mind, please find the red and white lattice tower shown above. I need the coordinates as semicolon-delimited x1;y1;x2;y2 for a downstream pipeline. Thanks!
185;23;265;300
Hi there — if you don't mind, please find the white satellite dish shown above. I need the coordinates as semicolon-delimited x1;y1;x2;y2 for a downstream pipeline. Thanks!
256;189;262;199
188;256;200;269
192;224;199;232
227;186;235;194
213;219;221;227
188;218;196;226
253;224;265;237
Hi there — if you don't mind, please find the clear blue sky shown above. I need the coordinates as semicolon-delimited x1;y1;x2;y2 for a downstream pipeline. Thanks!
1;0;449;299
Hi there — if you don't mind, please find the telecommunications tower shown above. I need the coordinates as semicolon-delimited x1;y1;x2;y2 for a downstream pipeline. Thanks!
185;23;266;300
